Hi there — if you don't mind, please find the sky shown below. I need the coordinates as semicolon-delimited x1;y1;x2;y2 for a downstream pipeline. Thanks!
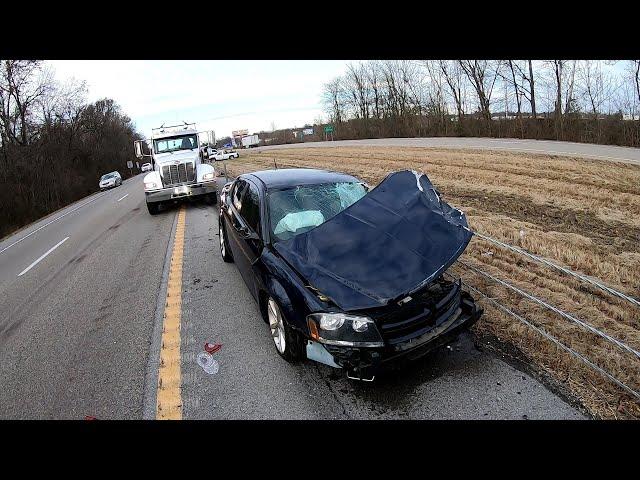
48;60;352;140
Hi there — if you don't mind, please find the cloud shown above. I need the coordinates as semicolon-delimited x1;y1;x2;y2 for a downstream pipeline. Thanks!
48;60;350;137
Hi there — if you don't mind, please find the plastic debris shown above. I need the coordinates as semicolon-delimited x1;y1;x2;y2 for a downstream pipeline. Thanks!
204;342;223;354
197;352;219;375
85;416;97;421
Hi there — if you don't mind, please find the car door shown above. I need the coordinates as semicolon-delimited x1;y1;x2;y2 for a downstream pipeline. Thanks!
225;178;263;300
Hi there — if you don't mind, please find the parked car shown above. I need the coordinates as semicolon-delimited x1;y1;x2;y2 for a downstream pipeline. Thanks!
218;168;482;380
99;171;122;191
141;162;152;172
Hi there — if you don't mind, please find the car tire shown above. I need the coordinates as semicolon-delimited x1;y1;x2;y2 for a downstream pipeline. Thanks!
266;296;304;362
147;201;160;215
219;220;233;263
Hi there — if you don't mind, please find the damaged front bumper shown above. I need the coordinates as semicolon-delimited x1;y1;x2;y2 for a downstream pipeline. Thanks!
306;291;483;380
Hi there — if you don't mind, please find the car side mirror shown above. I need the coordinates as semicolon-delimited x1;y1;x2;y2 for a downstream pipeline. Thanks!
134;140;150;160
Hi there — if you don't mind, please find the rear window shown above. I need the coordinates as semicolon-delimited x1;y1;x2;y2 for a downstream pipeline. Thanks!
268;182;367;242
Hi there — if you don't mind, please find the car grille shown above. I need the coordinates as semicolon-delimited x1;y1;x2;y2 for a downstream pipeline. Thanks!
161;163;195;186
366;278;462;345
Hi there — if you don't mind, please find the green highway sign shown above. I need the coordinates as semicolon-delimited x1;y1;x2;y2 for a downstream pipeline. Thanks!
324;125;334;133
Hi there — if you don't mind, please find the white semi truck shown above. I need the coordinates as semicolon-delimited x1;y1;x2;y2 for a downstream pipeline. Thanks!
134;123;217;215
241;134;260;148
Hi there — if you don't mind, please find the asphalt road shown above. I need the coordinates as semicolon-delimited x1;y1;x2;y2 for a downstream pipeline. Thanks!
254;137;640;166
0;175;174;419
0;138;599;419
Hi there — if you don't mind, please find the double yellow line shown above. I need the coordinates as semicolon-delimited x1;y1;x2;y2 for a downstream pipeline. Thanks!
156;207;185;420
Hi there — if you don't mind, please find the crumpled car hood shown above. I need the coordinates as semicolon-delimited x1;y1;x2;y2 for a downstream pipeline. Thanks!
273;170;473;311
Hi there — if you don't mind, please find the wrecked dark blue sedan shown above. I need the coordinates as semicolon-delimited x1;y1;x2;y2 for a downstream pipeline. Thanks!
218;168;482;380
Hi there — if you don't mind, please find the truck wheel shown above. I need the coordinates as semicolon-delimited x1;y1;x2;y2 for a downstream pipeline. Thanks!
147;202;160;215
219;221;234;263
204;192;217;205
266;296;304;362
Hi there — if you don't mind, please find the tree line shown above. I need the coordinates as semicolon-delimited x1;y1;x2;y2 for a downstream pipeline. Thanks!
320;60;640;146
0;60;142;238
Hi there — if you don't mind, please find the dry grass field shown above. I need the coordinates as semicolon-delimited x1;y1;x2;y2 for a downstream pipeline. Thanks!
221;146;640;419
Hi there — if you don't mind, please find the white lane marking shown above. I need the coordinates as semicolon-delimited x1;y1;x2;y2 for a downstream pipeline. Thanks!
0;190;109;255
117;193;129;202
17;237;70;277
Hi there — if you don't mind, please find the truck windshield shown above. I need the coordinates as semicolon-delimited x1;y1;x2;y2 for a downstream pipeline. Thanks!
268;182;367;242
153;134;198;154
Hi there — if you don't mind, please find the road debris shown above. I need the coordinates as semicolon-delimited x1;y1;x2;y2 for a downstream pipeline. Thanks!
205;342;223;354
197;352;219;375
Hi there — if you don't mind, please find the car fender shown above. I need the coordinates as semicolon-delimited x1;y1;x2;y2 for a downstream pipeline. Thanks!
261;275;310;336
196;163;215;182
259;249;327;335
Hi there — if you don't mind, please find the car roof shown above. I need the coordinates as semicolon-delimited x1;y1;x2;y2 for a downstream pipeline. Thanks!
243;168;361;191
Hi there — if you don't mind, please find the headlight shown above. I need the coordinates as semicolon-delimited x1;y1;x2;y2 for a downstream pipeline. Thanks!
144;181;158;190
202;172;215;181
307;313;384;347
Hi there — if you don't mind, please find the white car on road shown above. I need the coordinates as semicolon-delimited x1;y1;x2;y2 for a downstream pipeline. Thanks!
99;171;122;191
141;162;152;172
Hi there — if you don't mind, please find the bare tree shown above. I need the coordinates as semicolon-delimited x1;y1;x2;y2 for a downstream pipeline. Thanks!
345;62;370;120
321;77;345;124
633;60;640;109
459;60;500;121
577;60;618;117
0;60;52;146
365;61;383;119
422;61;448;123
439;60;465;121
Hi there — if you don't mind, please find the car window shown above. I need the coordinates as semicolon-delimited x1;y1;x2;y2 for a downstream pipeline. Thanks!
241;182;261;234
232;180;247;211
154;134;198;154
268;182;367;242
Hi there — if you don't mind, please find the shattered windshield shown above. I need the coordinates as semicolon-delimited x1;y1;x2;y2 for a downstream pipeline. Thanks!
153;134;198;154
268;182;367;242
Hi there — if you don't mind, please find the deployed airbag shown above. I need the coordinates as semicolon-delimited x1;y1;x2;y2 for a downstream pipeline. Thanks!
274;170;473;311
274;210;325;235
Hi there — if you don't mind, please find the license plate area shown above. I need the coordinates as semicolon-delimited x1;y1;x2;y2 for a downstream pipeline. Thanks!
173;185;190;197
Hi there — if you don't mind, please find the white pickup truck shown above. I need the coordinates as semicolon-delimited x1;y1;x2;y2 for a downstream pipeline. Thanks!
208;148;239;161
134;123;217;215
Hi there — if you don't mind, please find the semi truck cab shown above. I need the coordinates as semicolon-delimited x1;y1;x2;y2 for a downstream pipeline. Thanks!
134;123;218;215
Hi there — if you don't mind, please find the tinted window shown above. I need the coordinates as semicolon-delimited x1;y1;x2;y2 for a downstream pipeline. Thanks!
241;182;261;233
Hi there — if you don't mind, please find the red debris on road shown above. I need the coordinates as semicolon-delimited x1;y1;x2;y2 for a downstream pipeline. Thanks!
204;343;222;354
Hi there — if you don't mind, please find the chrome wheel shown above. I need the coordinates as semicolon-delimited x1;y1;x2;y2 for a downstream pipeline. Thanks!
268;298;286;354
219;224;226;257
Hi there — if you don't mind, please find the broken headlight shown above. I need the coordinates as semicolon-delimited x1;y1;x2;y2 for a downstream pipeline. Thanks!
307;313;384;347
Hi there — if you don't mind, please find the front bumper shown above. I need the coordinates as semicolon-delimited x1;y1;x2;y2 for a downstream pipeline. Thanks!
311;291;483;379
145;181;217;203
